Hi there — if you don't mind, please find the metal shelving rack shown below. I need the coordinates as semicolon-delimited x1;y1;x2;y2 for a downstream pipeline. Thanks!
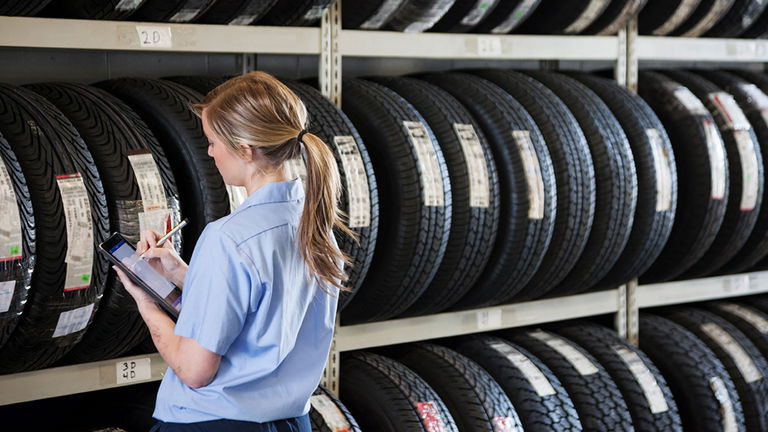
1;5;768;406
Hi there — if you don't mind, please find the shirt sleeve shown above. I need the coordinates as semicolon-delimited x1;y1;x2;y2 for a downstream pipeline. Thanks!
173;226;256;355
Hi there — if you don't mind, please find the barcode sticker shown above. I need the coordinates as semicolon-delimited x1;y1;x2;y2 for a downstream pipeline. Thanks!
715;303;768;334
564;0;611;34
116;357;152;384
453;124;490;208
415;401;447;432
513;131;545;219
492;0;539;33
135;26;173;48
701;322;763;383
709;376;738;432
614;346;669;413
646;129;673;212
490;341;556;396
710;92;752;131
360;0;402;29
57;174;93;292
703;119;727;200
335;136;371;228
0;280;14;313
733;130;760;211
0;160;22;261
403;121;445;207
461;0;499;26
226;185;248;212
310;394;352;432
529;330;598;376
52;303;94;338
128;152;168;211
671;85;709;116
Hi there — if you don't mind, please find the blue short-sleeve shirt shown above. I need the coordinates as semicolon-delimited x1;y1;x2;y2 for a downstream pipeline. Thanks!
153;179;339;423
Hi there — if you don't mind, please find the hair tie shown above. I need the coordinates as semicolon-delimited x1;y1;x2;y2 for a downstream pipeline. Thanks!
296;129;308;145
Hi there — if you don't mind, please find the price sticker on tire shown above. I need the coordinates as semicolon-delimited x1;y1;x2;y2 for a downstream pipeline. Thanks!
135;26;172;48
116;358;151;384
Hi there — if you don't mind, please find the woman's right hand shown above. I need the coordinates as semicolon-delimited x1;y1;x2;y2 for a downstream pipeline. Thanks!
137;229;189;289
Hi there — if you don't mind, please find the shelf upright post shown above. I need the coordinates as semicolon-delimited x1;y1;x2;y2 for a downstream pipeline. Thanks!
627;278;639;345
320;0;342;107
616;17;638;92
615;284;628;339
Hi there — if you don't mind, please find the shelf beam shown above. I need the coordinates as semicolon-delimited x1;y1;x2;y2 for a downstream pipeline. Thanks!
637;271;768;308
637;36;768;62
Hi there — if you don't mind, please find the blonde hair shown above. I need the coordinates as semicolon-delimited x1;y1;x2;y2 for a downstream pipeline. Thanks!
194;71;352;292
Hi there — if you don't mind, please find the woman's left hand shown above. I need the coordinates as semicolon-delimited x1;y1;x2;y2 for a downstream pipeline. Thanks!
114;266;156;311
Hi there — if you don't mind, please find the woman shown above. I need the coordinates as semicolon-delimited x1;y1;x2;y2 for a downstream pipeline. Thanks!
115;71;351;431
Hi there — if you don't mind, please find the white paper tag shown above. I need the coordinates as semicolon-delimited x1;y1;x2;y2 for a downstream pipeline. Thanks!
646;129;673;212
715;303;768;334
285;157;308;186
710;92;752;131
564;0;611;34
512;131;545;219
671;85;709;116
477;37;503;57
128;152;168;212
461;0;499;26
477;309;502;330
453;124;490;208
0;160;22;261
138;209;171;236
733;130;760;211
52;303;94;338
334;136;371;228
57;174;93;292
116;358;152;384
739;83;768;110
225;185;248;212
701;322;763;383
115;0;143;11
0;280;14;313
360;0;403;29
703;119;727;200
709;376;739;432
135;26;173;49
403;121;445;207
310;394;352;431
614;346;669;413
529;330;598;376
490;341;556;396
492;0;539;33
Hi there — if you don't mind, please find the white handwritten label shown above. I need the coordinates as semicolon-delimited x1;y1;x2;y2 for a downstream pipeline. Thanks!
513;131;545;219
529;330;599;376
701;322;763;383
477;309;502;330
715;303;768;334
492;0;539;33
646;129;673;212
710;92;752;131
453;124;490;208
135;26;173;48
0;160;22;261
225;185;248;212
403;121;445;207
614;346;669;413
52;303;94;338
703;119;727;200
671;85;709;116
57;174;93;292
334;136;371;228
490;341;556;396
310;394;352;431
477;37;503;56
0;280;14;313
709;376;738;432
116;357;152;384
733;130;760;211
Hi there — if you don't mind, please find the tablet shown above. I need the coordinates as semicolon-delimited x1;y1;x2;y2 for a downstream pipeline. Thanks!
98;232;181;320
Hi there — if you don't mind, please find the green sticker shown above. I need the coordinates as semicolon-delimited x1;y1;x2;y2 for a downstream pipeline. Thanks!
81;273;91;283
9;246;20;256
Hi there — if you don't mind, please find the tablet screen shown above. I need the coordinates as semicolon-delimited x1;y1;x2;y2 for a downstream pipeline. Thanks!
109;239;182;311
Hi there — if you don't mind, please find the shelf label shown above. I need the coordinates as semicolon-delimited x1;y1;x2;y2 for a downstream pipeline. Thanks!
310;394;352;432
512;130;545;219
701;322;763;383
490;341;556;396
529;330;598;376
334;136;371;228
715;303;768;334
136;26;173;49
726;275;751;293
614;345;669;413
477;309;502;330
709;376;738;432
477;37;503;57
703;119;727;200
453;124;490;208
116;357;152;384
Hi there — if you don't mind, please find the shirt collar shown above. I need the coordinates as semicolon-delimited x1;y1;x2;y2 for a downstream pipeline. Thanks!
239;179;304;210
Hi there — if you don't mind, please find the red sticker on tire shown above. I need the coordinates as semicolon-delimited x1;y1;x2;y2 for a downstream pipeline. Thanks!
416;401;446;432
493;416;515;432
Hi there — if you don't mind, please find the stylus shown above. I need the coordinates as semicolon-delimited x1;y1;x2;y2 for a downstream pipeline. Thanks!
149;218;189;252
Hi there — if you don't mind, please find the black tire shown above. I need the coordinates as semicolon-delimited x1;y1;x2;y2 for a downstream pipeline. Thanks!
662;307;768;432
0;0;53;15
697;70;768;274
342;0;405;30
385;343;524;432
472;0;542;34
163;75;227;95
572;73;677;290
476;70;596;300
196;0;277;25
449;335;583;432
0;84;109;373
340;79;451;323
584;0;649;35
130;0;215;23
96;78;230;260
639;313;746;432
310;386;362;432
672;0;736;37
662;70;763;279
739;7;768;37
420;72;555;308
707;300;768;367
41;0;148;19
502;328;634;431
528;71;636;295
281;80;379;312
429;0;502;33
514;0;612;35
26;82;181;362
637;71;729;282
553;322;683;432
385;0;457;32
707;0;768;36
639;0;703;35
0;132;35;351
340;351;459;432
257;0;333;26
371;76;500;316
